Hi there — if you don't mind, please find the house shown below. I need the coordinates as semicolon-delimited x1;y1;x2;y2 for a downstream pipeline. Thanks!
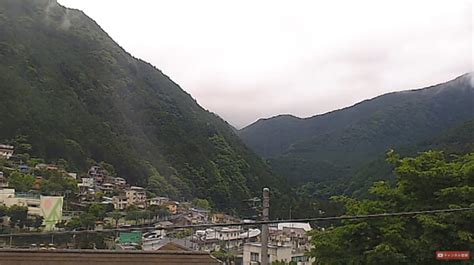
193;227;260;252
271;223;312;252
88;166;109;186
243;243;292;265
34;164;59;171
0;144;14;159
149;196;169;206
211;213;241;224
100;183;115;194
190;207;210;222
163;201;179;215
113;177;126;187
125;186;146;208
78;178;95;193
67;173;77;179
112;196;128;210
170;215;193;226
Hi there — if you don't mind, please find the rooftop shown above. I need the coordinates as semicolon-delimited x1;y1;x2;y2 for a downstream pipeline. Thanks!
0;249;222;265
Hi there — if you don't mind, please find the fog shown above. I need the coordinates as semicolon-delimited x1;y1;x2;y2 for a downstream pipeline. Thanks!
58;0;473;128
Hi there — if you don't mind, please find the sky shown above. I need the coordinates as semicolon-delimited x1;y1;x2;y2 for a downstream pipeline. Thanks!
57;0;473;128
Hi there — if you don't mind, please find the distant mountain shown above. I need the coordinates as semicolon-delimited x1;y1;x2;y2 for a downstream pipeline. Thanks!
239;74;474;191
0;0;289;214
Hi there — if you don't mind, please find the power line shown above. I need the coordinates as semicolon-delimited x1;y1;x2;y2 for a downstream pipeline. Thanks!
0;207;472;238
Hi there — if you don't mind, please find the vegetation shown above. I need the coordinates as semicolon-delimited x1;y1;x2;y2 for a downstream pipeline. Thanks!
308;151;474;264
239;74;474;197
0;0;289;215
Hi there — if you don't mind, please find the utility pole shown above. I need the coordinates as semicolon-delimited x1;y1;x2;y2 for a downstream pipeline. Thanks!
261;188;269;265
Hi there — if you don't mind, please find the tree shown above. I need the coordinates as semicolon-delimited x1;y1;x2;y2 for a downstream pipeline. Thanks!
99;162;116;177
31;216;44;230
65;218;82;231
125;210;141;225
88;203;107;221
108;210;123;229
0;205;7;226
192;198;211;210
7;205;28;228
40;170;78;195
0;205;7;217
308;151;474;265
79;213;96;230
148;205;170;220
8;172;34;192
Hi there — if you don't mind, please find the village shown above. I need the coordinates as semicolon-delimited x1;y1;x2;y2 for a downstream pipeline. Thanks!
0;144;314;264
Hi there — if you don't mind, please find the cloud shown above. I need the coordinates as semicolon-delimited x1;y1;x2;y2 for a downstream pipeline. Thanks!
58;0;472;128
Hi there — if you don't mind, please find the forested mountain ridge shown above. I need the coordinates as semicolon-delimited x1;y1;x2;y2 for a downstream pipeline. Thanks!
0;0;289;214
239;74;474;188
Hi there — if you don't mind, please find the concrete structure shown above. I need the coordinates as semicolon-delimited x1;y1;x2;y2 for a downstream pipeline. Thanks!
0;249;222;265
78;177;94;189
88;166;110;186
113;177;127;187
0;189;63;229
112;195;128;210
149;196;169;206
243;243;292;265
0;144;14;159
194;227;260;252
126;186;146;208
277;222;312;232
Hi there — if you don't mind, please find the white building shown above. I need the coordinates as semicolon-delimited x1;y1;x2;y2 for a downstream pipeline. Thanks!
0;144;14;159
149;196;169;206
243;243;292;265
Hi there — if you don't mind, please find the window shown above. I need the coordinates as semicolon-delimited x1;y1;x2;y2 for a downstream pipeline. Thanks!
250;252;259;262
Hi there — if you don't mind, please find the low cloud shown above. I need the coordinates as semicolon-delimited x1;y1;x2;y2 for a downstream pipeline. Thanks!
58;0;472;128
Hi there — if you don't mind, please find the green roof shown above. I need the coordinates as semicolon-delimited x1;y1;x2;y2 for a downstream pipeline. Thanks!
119;232;142;244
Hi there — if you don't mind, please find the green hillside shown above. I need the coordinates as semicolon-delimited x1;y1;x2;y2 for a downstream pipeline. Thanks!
239;74;474;192
0;0;289;214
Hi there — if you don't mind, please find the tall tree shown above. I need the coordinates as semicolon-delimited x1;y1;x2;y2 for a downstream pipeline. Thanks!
308;151;474;265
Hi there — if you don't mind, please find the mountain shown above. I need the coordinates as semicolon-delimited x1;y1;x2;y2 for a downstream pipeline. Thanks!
0;0;289;214
239;74;474;193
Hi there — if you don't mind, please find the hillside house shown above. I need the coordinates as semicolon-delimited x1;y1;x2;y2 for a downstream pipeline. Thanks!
126;186;146;208
0;144;14;159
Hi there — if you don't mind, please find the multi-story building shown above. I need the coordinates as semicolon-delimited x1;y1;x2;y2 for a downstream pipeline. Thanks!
126;186;146;208
112;195;128;210
193;227;260;252
88;166;109;186
78;177;95;193
0;188;63;230
113;177;127;187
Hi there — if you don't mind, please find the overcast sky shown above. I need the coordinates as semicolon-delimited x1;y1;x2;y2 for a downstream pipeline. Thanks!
58;0;472;128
